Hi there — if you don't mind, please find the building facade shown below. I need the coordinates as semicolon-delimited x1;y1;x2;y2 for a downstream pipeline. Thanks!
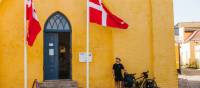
0;0;178;88
175;22;200;69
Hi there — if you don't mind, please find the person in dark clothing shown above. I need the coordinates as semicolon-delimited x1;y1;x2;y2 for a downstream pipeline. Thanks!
113;57;126;88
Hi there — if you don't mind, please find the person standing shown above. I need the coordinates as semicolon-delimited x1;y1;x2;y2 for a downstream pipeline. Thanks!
113;57;126;88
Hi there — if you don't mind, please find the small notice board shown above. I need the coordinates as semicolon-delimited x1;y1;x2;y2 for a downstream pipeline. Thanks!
79;52;92;62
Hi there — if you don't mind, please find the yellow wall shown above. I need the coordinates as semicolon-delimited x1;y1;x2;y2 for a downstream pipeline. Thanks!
175;44;180;69
150;0;178;87
188;42;200;68
0;0;178;88
111;0;178;87
0;0;26;88
189;42;196;67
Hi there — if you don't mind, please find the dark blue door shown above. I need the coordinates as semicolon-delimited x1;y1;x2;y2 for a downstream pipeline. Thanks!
44;12;72;80
44;33;59;80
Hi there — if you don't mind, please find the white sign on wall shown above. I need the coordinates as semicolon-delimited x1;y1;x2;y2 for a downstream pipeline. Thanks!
79;52;92;62
49;49;54;56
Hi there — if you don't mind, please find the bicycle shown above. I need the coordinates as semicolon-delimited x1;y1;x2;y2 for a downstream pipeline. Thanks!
124;71;159;88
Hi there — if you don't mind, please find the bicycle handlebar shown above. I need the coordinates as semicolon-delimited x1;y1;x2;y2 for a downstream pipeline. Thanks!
125;70;150;79
142;71;149;78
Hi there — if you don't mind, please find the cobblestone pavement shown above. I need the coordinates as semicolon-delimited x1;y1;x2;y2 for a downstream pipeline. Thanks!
179;69;200;88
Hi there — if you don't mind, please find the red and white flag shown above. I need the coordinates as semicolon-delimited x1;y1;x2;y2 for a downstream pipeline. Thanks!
26;0;41;46
89;0;128;29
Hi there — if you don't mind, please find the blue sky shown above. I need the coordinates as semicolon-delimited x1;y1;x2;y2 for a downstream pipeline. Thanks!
173;0;200;24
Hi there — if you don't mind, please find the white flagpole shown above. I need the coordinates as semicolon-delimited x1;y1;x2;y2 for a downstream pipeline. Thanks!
86;0;90;88
24;0;28;88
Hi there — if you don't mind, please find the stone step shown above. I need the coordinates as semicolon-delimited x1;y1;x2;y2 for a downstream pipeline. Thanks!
39;80;78;88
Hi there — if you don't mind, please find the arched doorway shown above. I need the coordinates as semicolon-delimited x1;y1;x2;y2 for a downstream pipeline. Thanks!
44;12;72;80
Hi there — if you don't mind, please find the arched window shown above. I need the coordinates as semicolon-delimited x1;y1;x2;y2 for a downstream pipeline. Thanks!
44;12;71;32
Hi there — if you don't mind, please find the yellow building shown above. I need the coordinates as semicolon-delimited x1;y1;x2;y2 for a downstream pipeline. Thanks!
0;0;178;88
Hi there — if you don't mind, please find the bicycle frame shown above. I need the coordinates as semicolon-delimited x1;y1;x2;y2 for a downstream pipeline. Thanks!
135;75;148;88
126;71;158;88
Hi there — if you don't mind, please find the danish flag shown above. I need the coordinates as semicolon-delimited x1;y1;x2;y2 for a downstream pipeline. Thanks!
26;0;41;46
89;0;128;29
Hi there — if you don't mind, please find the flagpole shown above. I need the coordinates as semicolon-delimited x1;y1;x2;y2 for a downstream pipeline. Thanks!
86;0;90;88
24;0;28;88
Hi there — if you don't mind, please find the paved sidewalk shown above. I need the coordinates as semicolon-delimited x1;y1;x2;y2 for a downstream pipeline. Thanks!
179;68;200;88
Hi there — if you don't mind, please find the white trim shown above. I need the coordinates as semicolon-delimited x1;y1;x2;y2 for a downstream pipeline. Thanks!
86;0;90;88
24;0;28;88
98;0;102;5
89;1;107;26
32;5;39;21
89;2;101;11
26;0;31;7
185;31;198;42
102;10;107;26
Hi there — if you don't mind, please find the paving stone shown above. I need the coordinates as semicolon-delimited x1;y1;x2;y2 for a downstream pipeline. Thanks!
179;68;200;88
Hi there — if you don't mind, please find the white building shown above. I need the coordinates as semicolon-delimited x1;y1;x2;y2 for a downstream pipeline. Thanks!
175;22;200;68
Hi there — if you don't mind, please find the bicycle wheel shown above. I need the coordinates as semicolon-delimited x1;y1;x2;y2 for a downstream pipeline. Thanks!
132;79;137;88
142;79;158;88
